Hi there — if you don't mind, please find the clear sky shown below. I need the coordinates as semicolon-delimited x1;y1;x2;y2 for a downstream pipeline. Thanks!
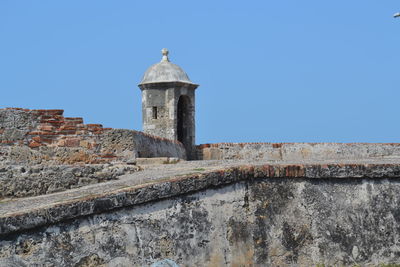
1;1;399;144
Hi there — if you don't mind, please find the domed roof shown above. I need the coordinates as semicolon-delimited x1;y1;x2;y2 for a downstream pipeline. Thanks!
139;49;196;85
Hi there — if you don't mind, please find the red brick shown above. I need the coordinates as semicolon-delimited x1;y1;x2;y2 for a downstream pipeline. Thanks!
28;131;41;135
40;120;64;125
87;124;103;128
59;125;77;131
41;138;56;144
40;115;61;120
38;125;54;132
100;153;116;158
37;132;58;136
64;122;80;127
57;130;77;135
28;140;41;148
33;109;64;116
31;136;42;143
65;117;83;124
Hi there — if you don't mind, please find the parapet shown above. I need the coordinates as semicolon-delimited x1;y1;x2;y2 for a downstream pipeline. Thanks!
0;108;186;199
197;142;400;161
0;107;186;165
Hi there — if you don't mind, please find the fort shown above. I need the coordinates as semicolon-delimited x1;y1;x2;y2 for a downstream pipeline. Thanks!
1;50;400;266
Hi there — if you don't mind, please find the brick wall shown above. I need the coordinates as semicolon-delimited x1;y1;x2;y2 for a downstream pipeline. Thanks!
0;108;186;164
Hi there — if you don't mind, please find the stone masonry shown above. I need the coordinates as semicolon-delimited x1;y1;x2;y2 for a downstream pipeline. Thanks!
139;49;199;159
0;108;185;199
198;142;400;161
0;107;186;165
2;48;400;266
3;107;400;266
1;162;400;266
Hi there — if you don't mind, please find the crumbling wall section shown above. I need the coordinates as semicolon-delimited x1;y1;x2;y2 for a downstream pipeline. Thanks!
0;108;186;165
0;108;185;198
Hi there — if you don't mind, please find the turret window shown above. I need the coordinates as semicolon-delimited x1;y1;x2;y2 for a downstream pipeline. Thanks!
152;106;158;119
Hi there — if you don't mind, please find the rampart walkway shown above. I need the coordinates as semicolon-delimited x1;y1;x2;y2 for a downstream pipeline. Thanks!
2;158;400;236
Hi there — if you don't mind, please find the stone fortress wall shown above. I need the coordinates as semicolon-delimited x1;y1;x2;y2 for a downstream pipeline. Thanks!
198;142;400;161
1;164;400;266
0;108;185;198
2;107;400;266
2;106;400;201
0;108;185;164
3;48;400;266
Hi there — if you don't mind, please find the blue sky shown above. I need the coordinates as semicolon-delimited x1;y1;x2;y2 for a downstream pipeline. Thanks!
1;1;399;144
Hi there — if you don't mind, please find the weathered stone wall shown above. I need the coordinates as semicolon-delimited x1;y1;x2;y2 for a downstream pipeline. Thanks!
140;84;197;159
198;142;400;161
0;108;186;165
0;164;139;198
1;164;400;266
0;108;185;199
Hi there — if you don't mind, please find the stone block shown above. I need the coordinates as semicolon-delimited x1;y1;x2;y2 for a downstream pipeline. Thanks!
87;124;103;128
202;147;221;160
65;117;84;124
41;137;55;144
31;136;42;143
38;132;58;136
40;120;64;125
65;138;81;147
79;140;91;149
55;139;66;147
28;140;41;148
33;109;64;116
58;130;77;135
38;125;54;132
59;125;77;130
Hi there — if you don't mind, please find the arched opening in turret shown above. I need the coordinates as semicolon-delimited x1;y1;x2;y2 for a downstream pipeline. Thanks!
177;95;191;150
